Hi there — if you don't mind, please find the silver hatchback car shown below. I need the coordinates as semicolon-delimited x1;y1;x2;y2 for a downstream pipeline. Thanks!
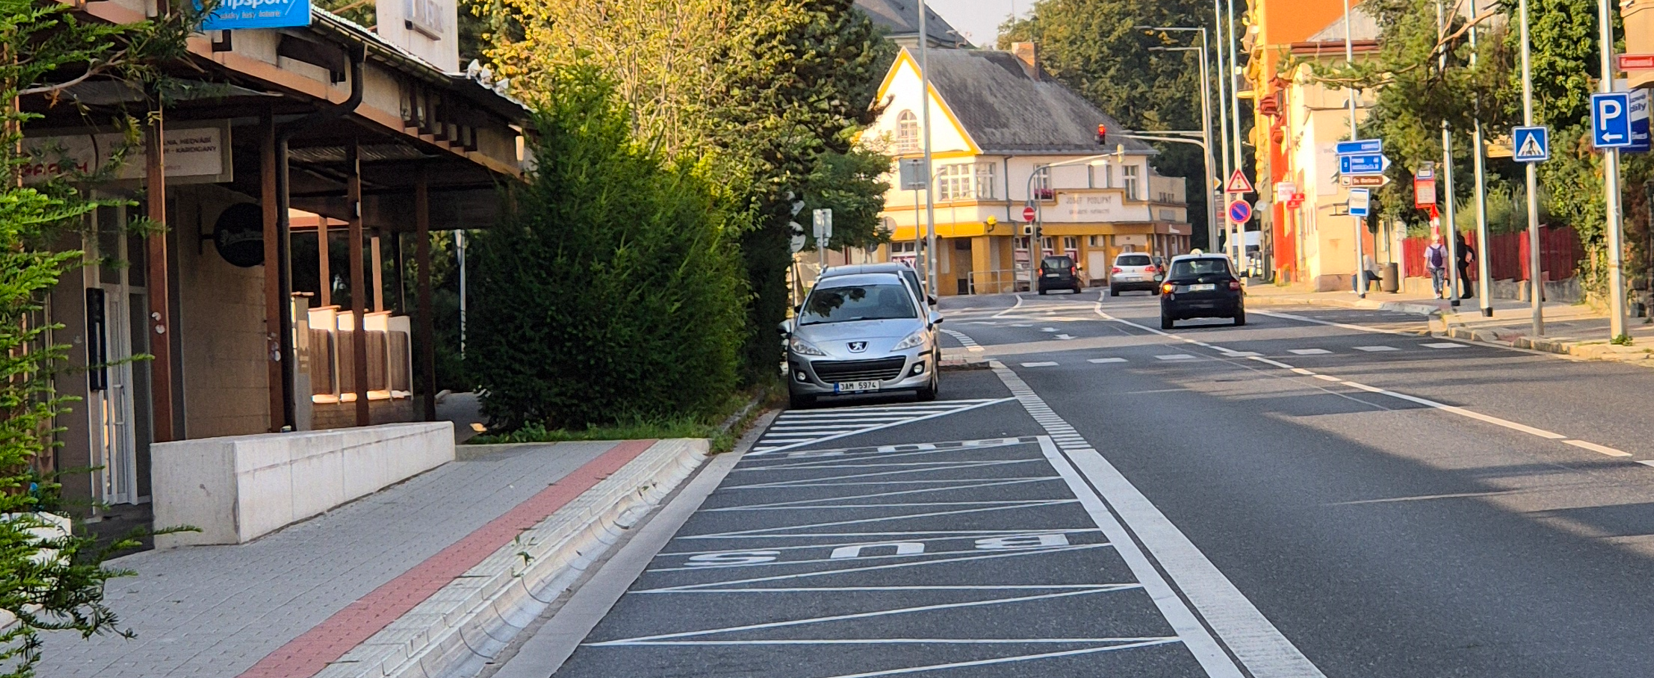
783;273;941;409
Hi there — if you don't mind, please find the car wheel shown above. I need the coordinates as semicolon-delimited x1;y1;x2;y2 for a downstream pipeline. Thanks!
916;374;939;402
1038;288;1047;295
1109;286;1119;297
1234;309;1246;326
789;390;815;409
1160;315;1174;330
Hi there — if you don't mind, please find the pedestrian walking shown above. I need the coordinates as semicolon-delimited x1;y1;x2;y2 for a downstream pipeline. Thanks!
1425;235;1448;299
1454;231;1475;300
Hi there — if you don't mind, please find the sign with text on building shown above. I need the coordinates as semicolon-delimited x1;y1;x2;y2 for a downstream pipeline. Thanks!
1619;54;1654;71
22;122;232;185
1274;181;1297;203
199;0;312;30
1058;191;1126;221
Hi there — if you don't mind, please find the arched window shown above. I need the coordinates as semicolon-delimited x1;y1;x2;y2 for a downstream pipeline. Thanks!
896;110;919;153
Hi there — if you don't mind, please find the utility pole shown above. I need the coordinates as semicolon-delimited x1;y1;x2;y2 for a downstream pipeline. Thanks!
1598;0;1628;339
1470;0;1494;317
1225;0;1244;265
1439;0;1460;307
1344;0;1366;297
1519;0;1543;335
918;1;938;295
1143;27;1217;250
1212;0;1232;256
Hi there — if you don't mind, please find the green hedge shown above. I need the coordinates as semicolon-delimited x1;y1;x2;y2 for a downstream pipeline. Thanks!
468;66;749;431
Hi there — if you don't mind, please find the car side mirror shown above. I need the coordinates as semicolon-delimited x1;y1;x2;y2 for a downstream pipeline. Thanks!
776;321;790;338
927;294;938;306
930;312;944;325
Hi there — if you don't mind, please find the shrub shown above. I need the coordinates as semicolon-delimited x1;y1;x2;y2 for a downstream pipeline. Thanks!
468;66;749;431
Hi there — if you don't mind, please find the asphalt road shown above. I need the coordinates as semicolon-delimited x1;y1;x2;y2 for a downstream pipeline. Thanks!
541;289;1654;677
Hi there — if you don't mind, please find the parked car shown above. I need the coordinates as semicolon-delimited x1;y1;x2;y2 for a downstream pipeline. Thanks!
1109;253;1162;296
1160;254;1245;329
1037;255;1082;294
819;262;933;308
782;273;941;409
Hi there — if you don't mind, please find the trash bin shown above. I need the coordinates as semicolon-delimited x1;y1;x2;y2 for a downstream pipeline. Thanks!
1381;263;1400;293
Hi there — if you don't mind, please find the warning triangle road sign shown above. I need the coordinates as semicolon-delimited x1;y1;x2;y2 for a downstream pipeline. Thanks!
1224;169;1254;194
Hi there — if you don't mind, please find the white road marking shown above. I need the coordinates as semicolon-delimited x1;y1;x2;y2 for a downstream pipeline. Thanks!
1422;342;1467;349
1218;350;1261;357
1639;461;1654;468
586;588;1129;646
1042;327;1057;332
634;585;1125;593
811;640;1184;678
685;500;1079;537
1021;361;1059;367
1314;374;1342;382
1563;439;1632;457
638;544;1108;591
939;328;985;352
1353;345;1399;352
1088;357;1128;363
1056;334;1075;340
1156;354;1197;361
753;398;1015;456
649;540;1080;573
991;294;1027;318
1289;348;1332;355
1251;309;1418;336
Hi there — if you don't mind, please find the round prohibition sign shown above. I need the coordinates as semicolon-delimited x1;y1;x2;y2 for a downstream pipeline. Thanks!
1228;200;1253;225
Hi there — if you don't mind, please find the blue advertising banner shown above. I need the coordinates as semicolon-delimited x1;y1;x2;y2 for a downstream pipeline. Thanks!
200;0;312;31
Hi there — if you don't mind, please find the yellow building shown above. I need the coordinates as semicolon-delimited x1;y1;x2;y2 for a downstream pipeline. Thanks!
863;44;1191;296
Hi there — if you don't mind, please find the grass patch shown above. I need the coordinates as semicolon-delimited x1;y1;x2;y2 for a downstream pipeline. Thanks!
468;383;775;452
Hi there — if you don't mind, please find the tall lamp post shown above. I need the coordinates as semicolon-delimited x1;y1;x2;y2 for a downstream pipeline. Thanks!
1518;0;1543;335
1141;26;1219;251
1598;0;1628;339
1343;0;1367;298
917;1;938;295
1211;0;1233;257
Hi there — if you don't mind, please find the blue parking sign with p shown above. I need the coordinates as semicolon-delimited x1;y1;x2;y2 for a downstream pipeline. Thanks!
1592;93;1633;150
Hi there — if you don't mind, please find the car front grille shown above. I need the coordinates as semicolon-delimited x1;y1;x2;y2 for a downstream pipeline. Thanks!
813;357;907;382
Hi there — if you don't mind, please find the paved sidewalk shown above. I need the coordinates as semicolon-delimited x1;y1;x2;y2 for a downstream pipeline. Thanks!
1246;283;1654;366
42;441;637;678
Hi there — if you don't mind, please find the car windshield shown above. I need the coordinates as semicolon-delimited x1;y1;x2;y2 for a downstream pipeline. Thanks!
800;284;918;325
1170;258;1232;279
1117;254;1152;267
1042;257;1072;268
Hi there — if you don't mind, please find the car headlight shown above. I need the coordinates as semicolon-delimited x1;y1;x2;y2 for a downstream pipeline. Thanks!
893;330;927;350
789;337;827;356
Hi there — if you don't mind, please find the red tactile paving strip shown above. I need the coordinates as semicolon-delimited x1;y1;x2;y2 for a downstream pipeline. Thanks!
237;439;658;678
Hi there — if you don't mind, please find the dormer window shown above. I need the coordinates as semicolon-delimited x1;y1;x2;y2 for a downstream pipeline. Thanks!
896;110;919;154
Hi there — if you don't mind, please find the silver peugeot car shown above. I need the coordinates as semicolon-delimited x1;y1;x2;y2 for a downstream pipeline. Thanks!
783;272;941;409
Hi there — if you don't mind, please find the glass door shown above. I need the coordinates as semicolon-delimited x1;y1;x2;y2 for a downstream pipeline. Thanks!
87;204;151;506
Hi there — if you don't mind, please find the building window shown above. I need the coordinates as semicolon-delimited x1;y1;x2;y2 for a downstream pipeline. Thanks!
1063;237;1079;256
1015;236;1029;252
974;163;997;199
937;163;997;201
1041;236;1055;254
896;110;919;154
1123;164;1140;200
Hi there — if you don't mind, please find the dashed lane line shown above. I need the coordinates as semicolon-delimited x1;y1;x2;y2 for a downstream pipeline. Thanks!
1093;304;1640;465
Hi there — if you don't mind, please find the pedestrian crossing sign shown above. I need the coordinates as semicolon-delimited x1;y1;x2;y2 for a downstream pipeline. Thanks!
1513;126;1550;163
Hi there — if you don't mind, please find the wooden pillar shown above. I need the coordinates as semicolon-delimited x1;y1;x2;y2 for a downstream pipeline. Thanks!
145;108;175;443
348;140;370;426
261;111;286;432
317;218;331;307
415;173;436;422
392;232;406;314
370;231;384;312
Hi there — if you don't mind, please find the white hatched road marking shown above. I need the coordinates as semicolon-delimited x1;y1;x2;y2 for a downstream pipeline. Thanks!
1088;357;1128;363
1156;354;1197;361
1021;361;1058;367
1353;345;1399;352
752;398;1014;456
939;328;984;352
1288;348;1331;355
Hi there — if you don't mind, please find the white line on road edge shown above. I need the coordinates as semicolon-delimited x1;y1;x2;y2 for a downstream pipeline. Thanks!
997;357;1323;677
1095;305;1637;464
992;294;1027;318
939;328;985;352
1251;309;1418;336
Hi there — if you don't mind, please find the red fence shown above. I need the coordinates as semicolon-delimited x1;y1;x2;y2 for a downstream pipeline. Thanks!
1401;227;1583;282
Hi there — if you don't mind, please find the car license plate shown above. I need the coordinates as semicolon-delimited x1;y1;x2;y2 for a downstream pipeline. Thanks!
834;380;881;393
1190;283;1216;291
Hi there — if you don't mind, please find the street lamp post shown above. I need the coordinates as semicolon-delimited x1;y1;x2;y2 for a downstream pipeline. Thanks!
1142;27;1219;252
1344;0;1366;298
1225;0;1244;266
1438;0;1460;307
918;1;938;295
1519;0;1543;335
1211;0;1233;257
1598;0;1628;339
1469;0;1494;317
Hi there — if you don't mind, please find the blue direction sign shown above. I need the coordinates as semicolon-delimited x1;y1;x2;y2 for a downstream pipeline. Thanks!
1339;153;1390;175
1335;139;1383;155
1227;199;1253;225
1513;125;1551;162
1591;93;1632;149
1348;188;1371;218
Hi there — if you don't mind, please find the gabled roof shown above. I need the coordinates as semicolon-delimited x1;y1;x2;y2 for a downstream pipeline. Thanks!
919;49;1155;156
854;0;971;48
1305;6;1379;43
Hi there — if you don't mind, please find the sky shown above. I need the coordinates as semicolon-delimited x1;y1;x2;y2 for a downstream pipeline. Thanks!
933;0;1028;48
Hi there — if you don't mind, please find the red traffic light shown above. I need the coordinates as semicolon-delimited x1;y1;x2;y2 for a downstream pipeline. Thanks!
1096;124;1108;146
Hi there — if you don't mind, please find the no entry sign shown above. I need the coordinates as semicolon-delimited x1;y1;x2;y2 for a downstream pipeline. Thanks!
1022;206;1037;222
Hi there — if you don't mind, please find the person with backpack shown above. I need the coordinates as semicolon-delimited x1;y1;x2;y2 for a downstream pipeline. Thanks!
1455;231;1475;300
1425;234;1448;299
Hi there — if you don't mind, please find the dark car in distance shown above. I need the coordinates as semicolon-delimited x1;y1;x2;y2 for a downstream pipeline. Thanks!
1160;254;1245;329
1037;255;1082;294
